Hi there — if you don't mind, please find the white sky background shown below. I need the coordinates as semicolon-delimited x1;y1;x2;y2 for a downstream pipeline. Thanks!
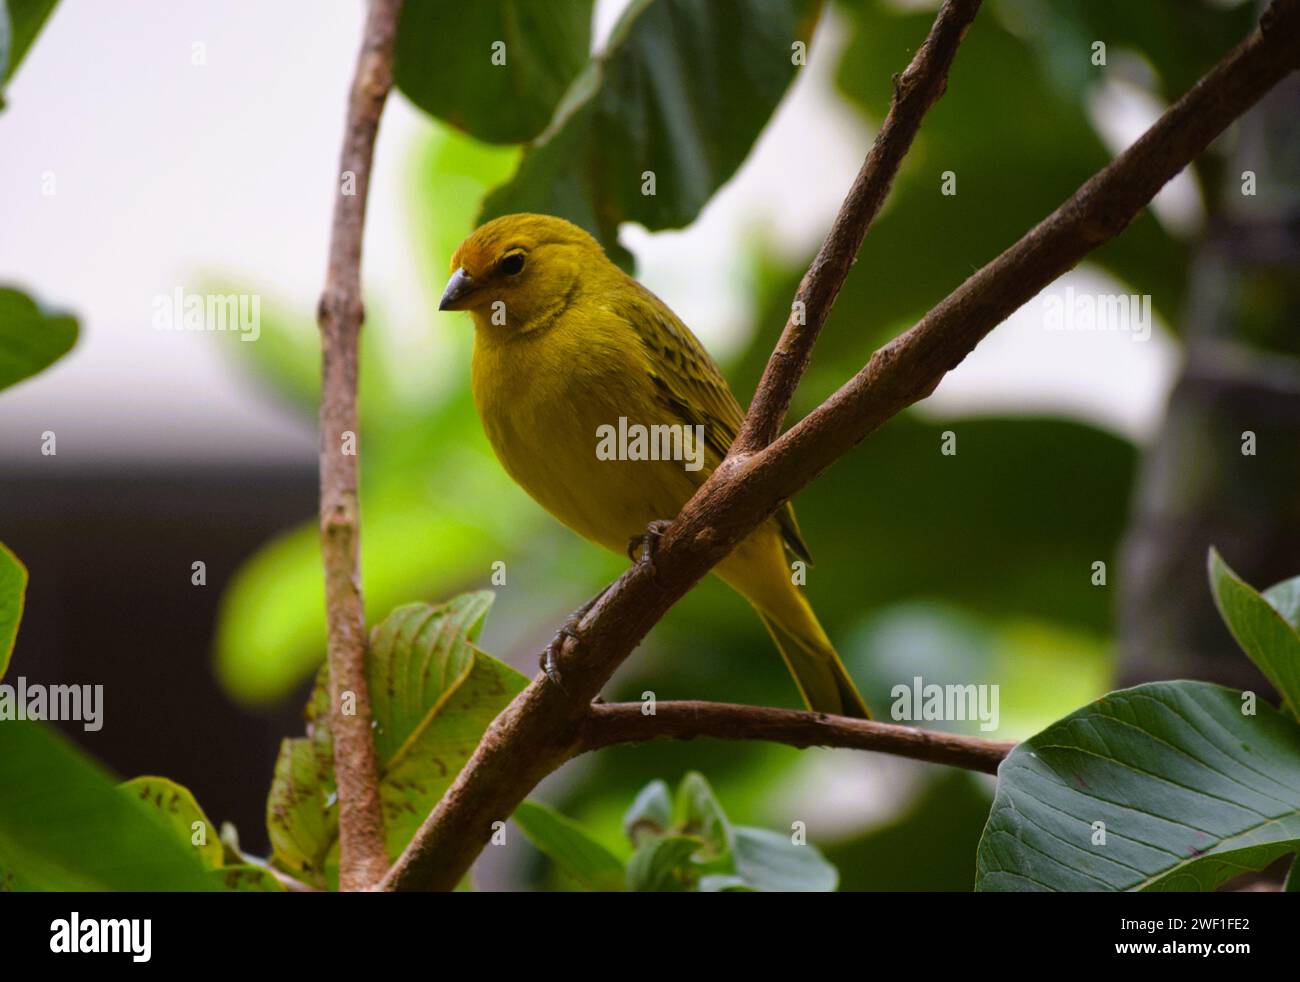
0;0;1182;466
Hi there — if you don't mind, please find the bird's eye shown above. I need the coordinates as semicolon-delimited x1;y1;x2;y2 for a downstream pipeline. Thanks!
499;252;525;276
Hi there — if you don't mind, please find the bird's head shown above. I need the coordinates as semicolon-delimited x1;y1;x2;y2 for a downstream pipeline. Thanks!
440;213;606;332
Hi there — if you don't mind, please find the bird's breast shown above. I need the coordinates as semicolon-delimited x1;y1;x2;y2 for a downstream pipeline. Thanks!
470;324;700;554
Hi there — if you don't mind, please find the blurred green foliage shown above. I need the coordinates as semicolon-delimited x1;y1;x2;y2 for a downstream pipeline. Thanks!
516;772;839;891
395;0;594;145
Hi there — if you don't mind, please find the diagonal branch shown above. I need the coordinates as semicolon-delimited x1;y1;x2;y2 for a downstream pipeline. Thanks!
316;0;405;892
581;702;1014;774
383;0;1299;893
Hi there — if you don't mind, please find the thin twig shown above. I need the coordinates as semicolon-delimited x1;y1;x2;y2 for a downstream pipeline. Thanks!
736;0;982;452
581;702;1014;774
316;0;405;892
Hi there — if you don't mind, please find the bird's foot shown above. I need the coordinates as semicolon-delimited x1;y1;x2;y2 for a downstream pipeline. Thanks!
538;585;613;691
539;627;577;692
627;519;673;579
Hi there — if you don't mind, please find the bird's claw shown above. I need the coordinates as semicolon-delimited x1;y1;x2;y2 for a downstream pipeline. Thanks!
627;519;673;579
540;626;578;692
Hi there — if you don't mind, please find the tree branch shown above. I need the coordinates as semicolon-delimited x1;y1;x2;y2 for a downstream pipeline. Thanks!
384;0;1299;893
316;0;404;892
581;702;1014;775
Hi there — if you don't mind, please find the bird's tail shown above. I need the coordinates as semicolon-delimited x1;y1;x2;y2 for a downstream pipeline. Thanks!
756;607;872;720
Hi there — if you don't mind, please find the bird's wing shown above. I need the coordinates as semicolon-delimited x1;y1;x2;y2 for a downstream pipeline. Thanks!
612;280;813;565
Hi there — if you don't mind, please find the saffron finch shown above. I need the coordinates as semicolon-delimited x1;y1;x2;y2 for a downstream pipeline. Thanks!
441;214;871;719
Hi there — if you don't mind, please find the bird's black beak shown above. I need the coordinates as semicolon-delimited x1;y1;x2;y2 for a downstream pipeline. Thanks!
439;267;476;311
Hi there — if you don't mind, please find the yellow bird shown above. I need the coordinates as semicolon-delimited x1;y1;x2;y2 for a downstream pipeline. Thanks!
440;214;871;719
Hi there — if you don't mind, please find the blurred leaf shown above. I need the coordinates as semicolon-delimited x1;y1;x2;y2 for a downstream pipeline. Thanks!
1;0;57;88
0;722;213;891
0;286;77;392
731;825;838;892
977;682;1300;891
120;776;224;871
0;541;25;680
395;0;594;144
674;771;732;857
1209;548;1300;717
482;0;821;263
626;834;699;892
266;593;529;884
513;799;625;891
215;470;537;704
207;865;286;892
622;778;673;846
1026;0;1256;106
1264;573;1300;633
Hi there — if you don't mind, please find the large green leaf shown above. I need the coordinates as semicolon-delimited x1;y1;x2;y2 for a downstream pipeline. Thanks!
266;593;529;886
482;0;821;262
513;799;625;891
976;682;1300;892
1209;549;1300;717
394;0;594;144
0;286;77;392
0;541;25;680
0;722;214;891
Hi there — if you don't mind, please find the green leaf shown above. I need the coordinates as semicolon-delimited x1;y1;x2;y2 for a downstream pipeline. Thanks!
2;1;58;87
207;865;286;892
622;779;673;846
731;826;838;892
0;286;77;392
482;0;821;262
1264;574;1300;633
120;776;224;871
266;593;529;885
976;682;1300;892
0;722;214;891
394;0;594;144
1209;549;1300;716
265;686;334;886
674;771;732;857
626;835;700;892
0;541;25;681
513;799;625;891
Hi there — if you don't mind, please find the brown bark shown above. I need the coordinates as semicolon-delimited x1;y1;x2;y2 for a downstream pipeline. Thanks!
316;0;405;892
